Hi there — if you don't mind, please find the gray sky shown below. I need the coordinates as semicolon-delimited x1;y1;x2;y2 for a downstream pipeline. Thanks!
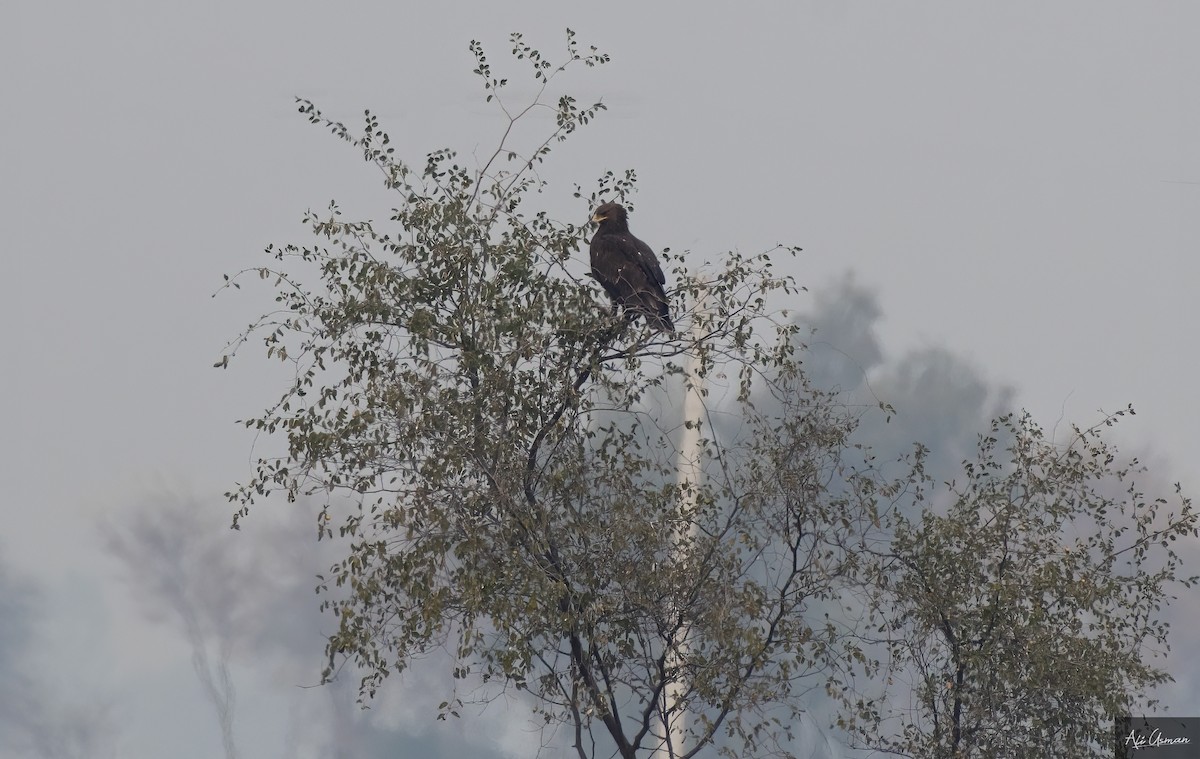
4;2;1198;757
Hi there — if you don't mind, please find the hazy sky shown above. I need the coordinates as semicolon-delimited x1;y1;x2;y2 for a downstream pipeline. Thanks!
4;2;1198;757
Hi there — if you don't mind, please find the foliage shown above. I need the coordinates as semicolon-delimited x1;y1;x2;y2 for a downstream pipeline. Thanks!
216;30;899;759
848;409;1198;758
217;29;1198;759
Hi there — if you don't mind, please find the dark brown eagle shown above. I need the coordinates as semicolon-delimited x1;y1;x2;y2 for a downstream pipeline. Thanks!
589;202;674;333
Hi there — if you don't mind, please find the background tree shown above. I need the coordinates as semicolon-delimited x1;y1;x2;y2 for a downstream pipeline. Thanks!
0;548;115;759
217;31;907;759
844;409;1197;758
106;498;242;759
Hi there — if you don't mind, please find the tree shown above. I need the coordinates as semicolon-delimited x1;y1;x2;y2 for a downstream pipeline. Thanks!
0;549;116;759
218;30;1197;759
217;30;903;759
106;497;242;759
845;409;1197;758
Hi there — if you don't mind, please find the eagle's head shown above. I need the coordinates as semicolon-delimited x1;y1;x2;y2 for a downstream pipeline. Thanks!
591;202;628;225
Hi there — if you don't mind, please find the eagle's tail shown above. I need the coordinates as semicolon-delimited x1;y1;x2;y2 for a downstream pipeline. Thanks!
646;301;674;334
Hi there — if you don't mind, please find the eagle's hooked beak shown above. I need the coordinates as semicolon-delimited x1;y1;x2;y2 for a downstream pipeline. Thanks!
591;212;607;223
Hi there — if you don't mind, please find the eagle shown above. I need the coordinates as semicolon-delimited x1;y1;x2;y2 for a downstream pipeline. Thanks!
589;202;674;333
